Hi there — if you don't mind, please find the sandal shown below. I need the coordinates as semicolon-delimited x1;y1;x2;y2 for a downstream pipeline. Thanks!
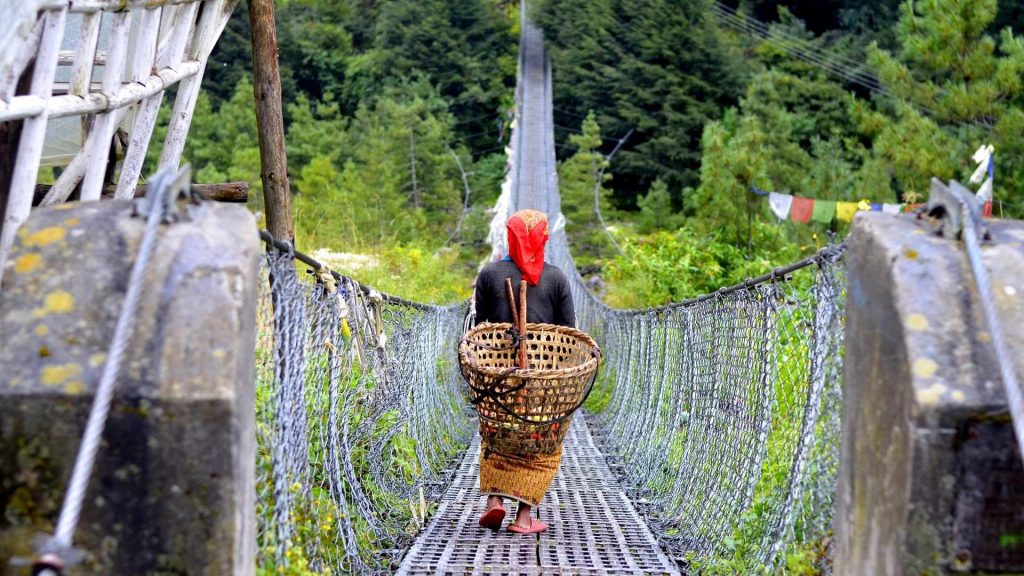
507;518;548;534
479;505;506;530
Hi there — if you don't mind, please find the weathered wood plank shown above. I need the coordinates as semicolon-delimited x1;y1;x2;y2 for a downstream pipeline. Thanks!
80;11;131;201
0;61;201;123
68;11;102;97
29;0;203;13
0;16;43;102
158;0;236;171
34;181;250;204
115;4;186;198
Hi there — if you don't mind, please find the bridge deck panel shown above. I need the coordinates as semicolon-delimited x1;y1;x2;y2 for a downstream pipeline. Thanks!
396;414;680;575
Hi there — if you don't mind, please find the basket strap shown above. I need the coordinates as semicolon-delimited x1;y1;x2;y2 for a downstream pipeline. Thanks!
465;365;529;406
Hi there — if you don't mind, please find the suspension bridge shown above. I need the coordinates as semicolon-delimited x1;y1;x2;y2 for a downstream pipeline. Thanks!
1;1;1021;576
253;7;846;574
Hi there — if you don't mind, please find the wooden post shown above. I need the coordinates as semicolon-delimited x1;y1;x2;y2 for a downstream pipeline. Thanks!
248;0;293;242
518;280;528;369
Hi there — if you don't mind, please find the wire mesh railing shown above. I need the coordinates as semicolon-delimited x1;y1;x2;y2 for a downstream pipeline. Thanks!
255;240;473;574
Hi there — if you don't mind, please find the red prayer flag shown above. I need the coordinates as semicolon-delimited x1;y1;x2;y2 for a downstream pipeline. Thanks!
789;196;814;223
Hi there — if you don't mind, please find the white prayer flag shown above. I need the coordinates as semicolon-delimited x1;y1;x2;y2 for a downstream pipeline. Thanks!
976;178;993;202
768;192;793;220
882;204;902;214
970;144;994;184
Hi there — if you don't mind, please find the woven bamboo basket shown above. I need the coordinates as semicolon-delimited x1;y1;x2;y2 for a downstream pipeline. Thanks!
458;322;601;456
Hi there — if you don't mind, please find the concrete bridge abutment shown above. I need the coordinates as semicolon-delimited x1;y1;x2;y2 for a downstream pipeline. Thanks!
837;209;1024;574
0;198;259;575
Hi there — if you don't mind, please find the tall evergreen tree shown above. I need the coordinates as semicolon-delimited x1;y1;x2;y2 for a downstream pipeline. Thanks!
536;0;749;209
869;0;1024;211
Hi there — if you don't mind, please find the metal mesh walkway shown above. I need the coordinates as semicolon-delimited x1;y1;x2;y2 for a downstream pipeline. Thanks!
396;413;680;575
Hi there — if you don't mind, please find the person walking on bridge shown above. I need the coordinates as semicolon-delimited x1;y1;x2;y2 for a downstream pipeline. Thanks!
472;209;576;534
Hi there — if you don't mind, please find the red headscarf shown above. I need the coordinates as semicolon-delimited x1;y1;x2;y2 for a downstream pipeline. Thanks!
506;209;549;285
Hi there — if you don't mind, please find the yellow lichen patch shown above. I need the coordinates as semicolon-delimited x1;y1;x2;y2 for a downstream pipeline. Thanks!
89;353;107;368
41;363;82;386
977;331;991;343
212;348;226;359
64;381;85;394
63;217;80;227
50;203;75;211
25;226;66;247
907;314;929;331
903;248;919;260
13;253;41;274
950;390;966;403
913;358;938;378
916;382;948;406
35;324;49;337
44;291;74;313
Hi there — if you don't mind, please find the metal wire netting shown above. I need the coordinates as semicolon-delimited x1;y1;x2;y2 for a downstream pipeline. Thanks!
549;230;846;571
255;248;473;574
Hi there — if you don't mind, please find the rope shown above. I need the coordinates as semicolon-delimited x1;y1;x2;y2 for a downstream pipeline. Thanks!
34;165;190;575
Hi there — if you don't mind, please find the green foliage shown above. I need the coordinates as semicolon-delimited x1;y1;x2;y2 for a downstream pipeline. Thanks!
603;225;800;308
635;179;682;234
290;86;462;249
558;112;616;266
536;0;750;206
335;245;475;304
868;0;1024;210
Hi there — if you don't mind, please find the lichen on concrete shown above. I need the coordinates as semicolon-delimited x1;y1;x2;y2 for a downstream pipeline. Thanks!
0;200;259;575
836;213;1024;575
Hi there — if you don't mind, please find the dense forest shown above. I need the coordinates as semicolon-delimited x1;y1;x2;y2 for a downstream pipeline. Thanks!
175;0;1024;306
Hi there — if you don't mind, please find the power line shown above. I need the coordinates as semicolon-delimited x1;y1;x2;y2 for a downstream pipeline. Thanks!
553;123;631;144
708;2;941;118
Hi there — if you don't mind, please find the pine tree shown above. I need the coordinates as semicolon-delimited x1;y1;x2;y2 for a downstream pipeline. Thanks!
869;0;1024;211
558;112;615;264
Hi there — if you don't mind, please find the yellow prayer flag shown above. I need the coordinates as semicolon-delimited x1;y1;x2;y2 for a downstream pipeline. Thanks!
837;202;859;222
857;199;871;211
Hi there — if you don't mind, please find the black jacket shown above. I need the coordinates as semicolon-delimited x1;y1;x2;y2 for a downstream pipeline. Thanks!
474;260;576;327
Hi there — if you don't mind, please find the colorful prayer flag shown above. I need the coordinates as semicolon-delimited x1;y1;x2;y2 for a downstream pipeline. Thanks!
789;197;814;223
836;202;858;222
811;200;836;224
768;192;793;220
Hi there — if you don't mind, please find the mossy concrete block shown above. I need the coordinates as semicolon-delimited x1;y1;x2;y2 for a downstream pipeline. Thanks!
836;212;1024;575
0;200;258;575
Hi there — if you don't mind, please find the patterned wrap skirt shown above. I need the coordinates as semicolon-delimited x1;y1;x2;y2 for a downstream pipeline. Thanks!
478;432;562;507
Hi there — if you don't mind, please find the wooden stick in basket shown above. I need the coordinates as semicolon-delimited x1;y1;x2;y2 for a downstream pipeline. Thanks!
518;280;528;369
504;278;520;328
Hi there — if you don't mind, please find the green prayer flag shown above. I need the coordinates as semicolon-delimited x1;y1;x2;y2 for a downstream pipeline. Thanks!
811;200;836;224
